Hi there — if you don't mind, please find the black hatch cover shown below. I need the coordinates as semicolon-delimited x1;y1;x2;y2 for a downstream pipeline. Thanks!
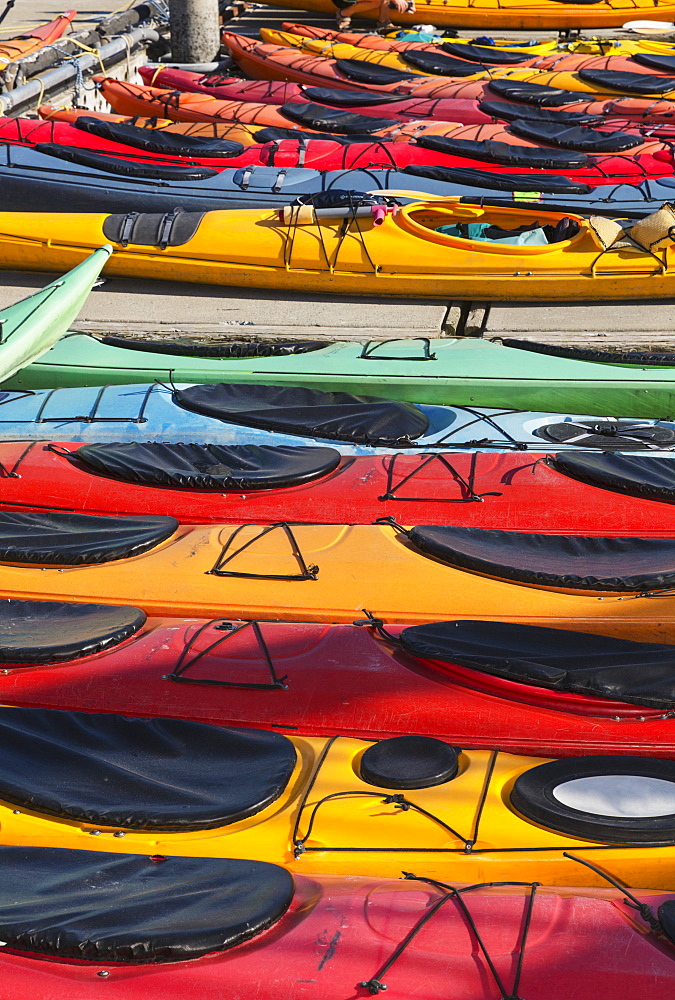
0;510;178;565
99;335;328;358
0;598;146;665
0;848;294;963
336;58;417;85
416;132;588;167
75;442;341;490
407;524;675;591
0;708;297;830
441;42;534;65
400;48;488;77
303;86;405;106
280;101;399;133
508;119;642;152
578;68;675;95
74;116;245;158
487;79;587;106
550;452;675;504
500;337;675;366
401;619;675;708
33;142;217;181
174;383;429;446
403;162;590;193
479;100;604;125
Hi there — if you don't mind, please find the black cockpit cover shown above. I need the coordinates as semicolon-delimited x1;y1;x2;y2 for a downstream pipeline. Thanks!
400;620;675;708
174;383;429;445
33;143;218;181
336;58;416;84
99;335;328;358
303;86;405;106
0;708;297;830
0;848;294;963
416;133;589;168
487;78;586;106
550;452;675;505
479;100;604;125
403;162;590;193
500;336;675;366
74;116;246;158
0;599;146;665
0;511;178;565
631;52;675;74
75;442;341;490
255;125;387;144
400;48;490;76
279;101;399;133
578;68;675;96
538;420;675;449
407;524;675;591
508;119;642;152
440;42;533;65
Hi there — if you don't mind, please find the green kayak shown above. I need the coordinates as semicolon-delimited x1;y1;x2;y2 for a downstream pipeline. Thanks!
7;332;675;418
0;246;111;386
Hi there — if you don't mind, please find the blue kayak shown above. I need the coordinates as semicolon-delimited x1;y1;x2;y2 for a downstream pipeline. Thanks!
1;143;671;217
0;382;673;453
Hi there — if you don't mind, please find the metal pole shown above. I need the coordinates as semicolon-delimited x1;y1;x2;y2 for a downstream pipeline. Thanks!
169;0;220;63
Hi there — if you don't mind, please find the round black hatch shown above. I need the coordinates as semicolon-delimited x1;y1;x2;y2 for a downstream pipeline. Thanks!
360;735;459;789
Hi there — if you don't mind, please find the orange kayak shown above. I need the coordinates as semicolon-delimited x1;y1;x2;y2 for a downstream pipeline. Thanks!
0;11;75;66
38;105;267;145
95;76;459;140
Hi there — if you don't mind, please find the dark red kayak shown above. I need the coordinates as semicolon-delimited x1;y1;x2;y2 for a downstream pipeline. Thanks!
5;443;675;532
4;599;675;756
1;847;672;1000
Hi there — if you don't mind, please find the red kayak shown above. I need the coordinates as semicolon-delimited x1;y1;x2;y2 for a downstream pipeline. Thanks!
4;599;675;755
5;443;675;532
138;65;675;139
1;848;672;1000
1;114;670;183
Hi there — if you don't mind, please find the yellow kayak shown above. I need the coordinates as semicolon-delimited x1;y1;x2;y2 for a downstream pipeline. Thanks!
3;202;675;301
3;706;675;888
266;31;675;97
261;0;675;31
3;512;675;637
284;23;675;57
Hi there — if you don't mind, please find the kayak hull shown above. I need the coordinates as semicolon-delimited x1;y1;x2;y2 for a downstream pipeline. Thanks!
5;443;675;531
0;867;670;1000
1;519;675;631
4;613;675;756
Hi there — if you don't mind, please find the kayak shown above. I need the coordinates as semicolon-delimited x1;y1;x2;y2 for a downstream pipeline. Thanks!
284;22;675;57
0;11;75;67
224;34;675;120
136;66;675;135
95;77;463;141
15;333;675;417
270;31;675;99
0;851;670;1000
2;380;674;448
254;0;675;30
0;706;675;886
7;599;675;755
15;138;674;221
3;508;675;630
4;200;675;300
9;441;675;530
0;143;488;214
0;247;110;385
9;117;672;186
